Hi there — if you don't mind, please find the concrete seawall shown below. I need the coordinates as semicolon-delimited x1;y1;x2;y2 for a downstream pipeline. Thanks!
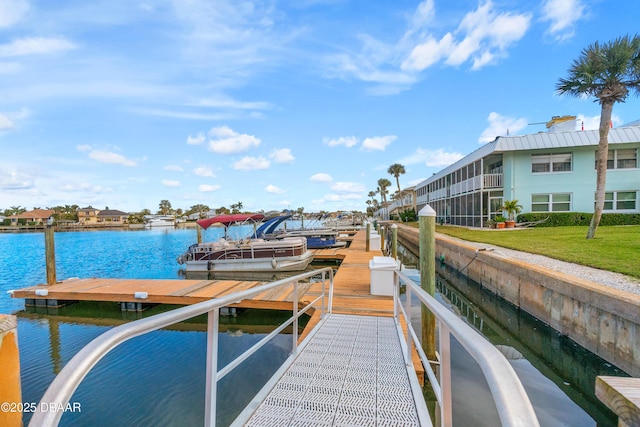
395;224;640;377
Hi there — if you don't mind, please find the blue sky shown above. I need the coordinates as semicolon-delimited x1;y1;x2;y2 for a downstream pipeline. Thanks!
1;0;639;214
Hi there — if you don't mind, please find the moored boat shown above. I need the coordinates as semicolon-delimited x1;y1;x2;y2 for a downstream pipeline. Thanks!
177;213;313;272
259;215;347;249
144;215;176;227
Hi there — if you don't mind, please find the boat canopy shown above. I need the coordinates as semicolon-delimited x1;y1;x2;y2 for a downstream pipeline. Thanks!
197;213;265;230
253;215;292;238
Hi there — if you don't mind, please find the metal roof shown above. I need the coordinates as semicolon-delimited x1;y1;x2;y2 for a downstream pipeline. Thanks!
419;124;640;186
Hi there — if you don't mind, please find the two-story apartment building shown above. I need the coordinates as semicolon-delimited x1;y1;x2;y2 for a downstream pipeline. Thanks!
414;119;640;227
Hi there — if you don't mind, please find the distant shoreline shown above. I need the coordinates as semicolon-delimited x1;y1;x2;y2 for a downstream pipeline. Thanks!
0;222;198;233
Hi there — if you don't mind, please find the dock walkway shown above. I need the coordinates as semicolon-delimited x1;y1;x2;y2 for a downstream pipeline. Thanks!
241;313;427;426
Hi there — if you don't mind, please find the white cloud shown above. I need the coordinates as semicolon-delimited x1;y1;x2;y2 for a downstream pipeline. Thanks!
59;182;112;193
399;148;464;167
324;193;363;202
161;179;180;187
0;108;28;130
270;148;294;163
445;2;531;70
0;114;13;130
233;156;270;171
187;132;205;145
310;173;332;183
191;96;273;111
164;165;184;172
478;112;528;143
199;184;221;192
76;145;137;166
0;37;76;57
265;184;285;194
330;181;366;193
193;165;215;177
323;136;359;148
0;167;34;189
402;33;455;72
541;0;585;42
208;125;261;154
361;135;396;151
576;113;621;130
0;0;29;28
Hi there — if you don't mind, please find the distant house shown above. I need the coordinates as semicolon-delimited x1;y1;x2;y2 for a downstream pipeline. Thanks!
8;209;55;226
77;206;100;224
97;209;129;224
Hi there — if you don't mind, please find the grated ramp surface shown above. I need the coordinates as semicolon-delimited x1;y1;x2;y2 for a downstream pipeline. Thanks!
246;314;421;426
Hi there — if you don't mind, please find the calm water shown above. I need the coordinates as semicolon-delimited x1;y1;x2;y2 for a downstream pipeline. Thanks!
397;246;623;427
0;227;624;426
0;226;295;426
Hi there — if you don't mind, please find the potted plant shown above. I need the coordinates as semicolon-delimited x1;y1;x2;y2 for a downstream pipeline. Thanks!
494;215;506;229
500;200;522;228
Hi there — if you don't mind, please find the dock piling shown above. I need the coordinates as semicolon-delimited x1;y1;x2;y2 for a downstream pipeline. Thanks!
391;224;398;260
365;223;370;252
45;224;57;285
419;205;436;360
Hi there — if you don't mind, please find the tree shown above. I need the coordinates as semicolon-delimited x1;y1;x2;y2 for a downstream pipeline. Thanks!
158;200;172;215
500;200;522;221
187;204;210;218
377;178;391;219
230;202;244;214
387;163;406;206
557;34;640;239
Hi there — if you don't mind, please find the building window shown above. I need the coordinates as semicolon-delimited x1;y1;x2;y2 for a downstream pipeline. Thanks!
600;191;637;211
531;193;571;212
532;153;572;173
597;149;638;169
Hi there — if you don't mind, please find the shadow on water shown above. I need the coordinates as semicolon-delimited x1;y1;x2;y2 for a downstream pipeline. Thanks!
17;302;308;427
396;244;622;427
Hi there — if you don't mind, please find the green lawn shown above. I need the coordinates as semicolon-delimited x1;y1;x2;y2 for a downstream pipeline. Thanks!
407;224;640;279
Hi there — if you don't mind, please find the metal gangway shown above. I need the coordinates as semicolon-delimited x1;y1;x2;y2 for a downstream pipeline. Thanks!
29;267;539;427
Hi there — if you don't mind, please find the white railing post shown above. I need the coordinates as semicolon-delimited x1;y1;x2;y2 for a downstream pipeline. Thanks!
439;323;452;427
405;286;413;366
293;281;299;355
205;308;220;427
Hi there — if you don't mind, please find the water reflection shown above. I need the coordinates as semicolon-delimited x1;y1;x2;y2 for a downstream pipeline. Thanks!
395;244;621;427
18;304;301;426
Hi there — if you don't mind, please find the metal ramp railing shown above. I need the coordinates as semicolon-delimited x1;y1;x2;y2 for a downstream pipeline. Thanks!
28;265;540;427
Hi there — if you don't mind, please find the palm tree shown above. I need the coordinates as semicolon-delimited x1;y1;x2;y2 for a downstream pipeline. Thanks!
377;178;391;219
158;199;172;215
557;34;640;239
387;163;406;207
500;200;522;221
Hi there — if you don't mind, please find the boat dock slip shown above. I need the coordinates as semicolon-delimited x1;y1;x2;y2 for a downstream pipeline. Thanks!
10;229;386;315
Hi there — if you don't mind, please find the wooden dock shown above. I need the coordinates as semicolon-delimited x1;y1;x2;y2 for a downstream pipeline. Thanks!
11;228;423;381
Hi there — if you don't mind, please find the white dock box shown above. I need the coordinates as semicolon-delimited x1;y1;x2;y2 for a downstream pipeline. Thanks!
370;232;381;250
369;256;398;296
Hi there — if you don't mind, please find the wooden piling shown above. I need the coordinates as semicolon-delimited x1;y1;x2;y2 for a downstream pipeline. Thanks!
419;205;436;359
197;225;203;244
365;223;370;252
45;225;57;285
0;315;22;427
391;224;398;260
380;226;385;253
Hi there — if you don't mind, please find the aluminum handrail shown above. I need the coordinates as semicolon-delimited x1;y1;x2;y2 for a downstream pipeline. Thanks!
28;267;334;427
394;269;540;427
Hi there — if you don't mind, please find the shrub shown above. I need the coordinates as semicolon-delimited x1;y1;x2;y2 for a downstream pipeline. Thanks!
517;212;640;227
